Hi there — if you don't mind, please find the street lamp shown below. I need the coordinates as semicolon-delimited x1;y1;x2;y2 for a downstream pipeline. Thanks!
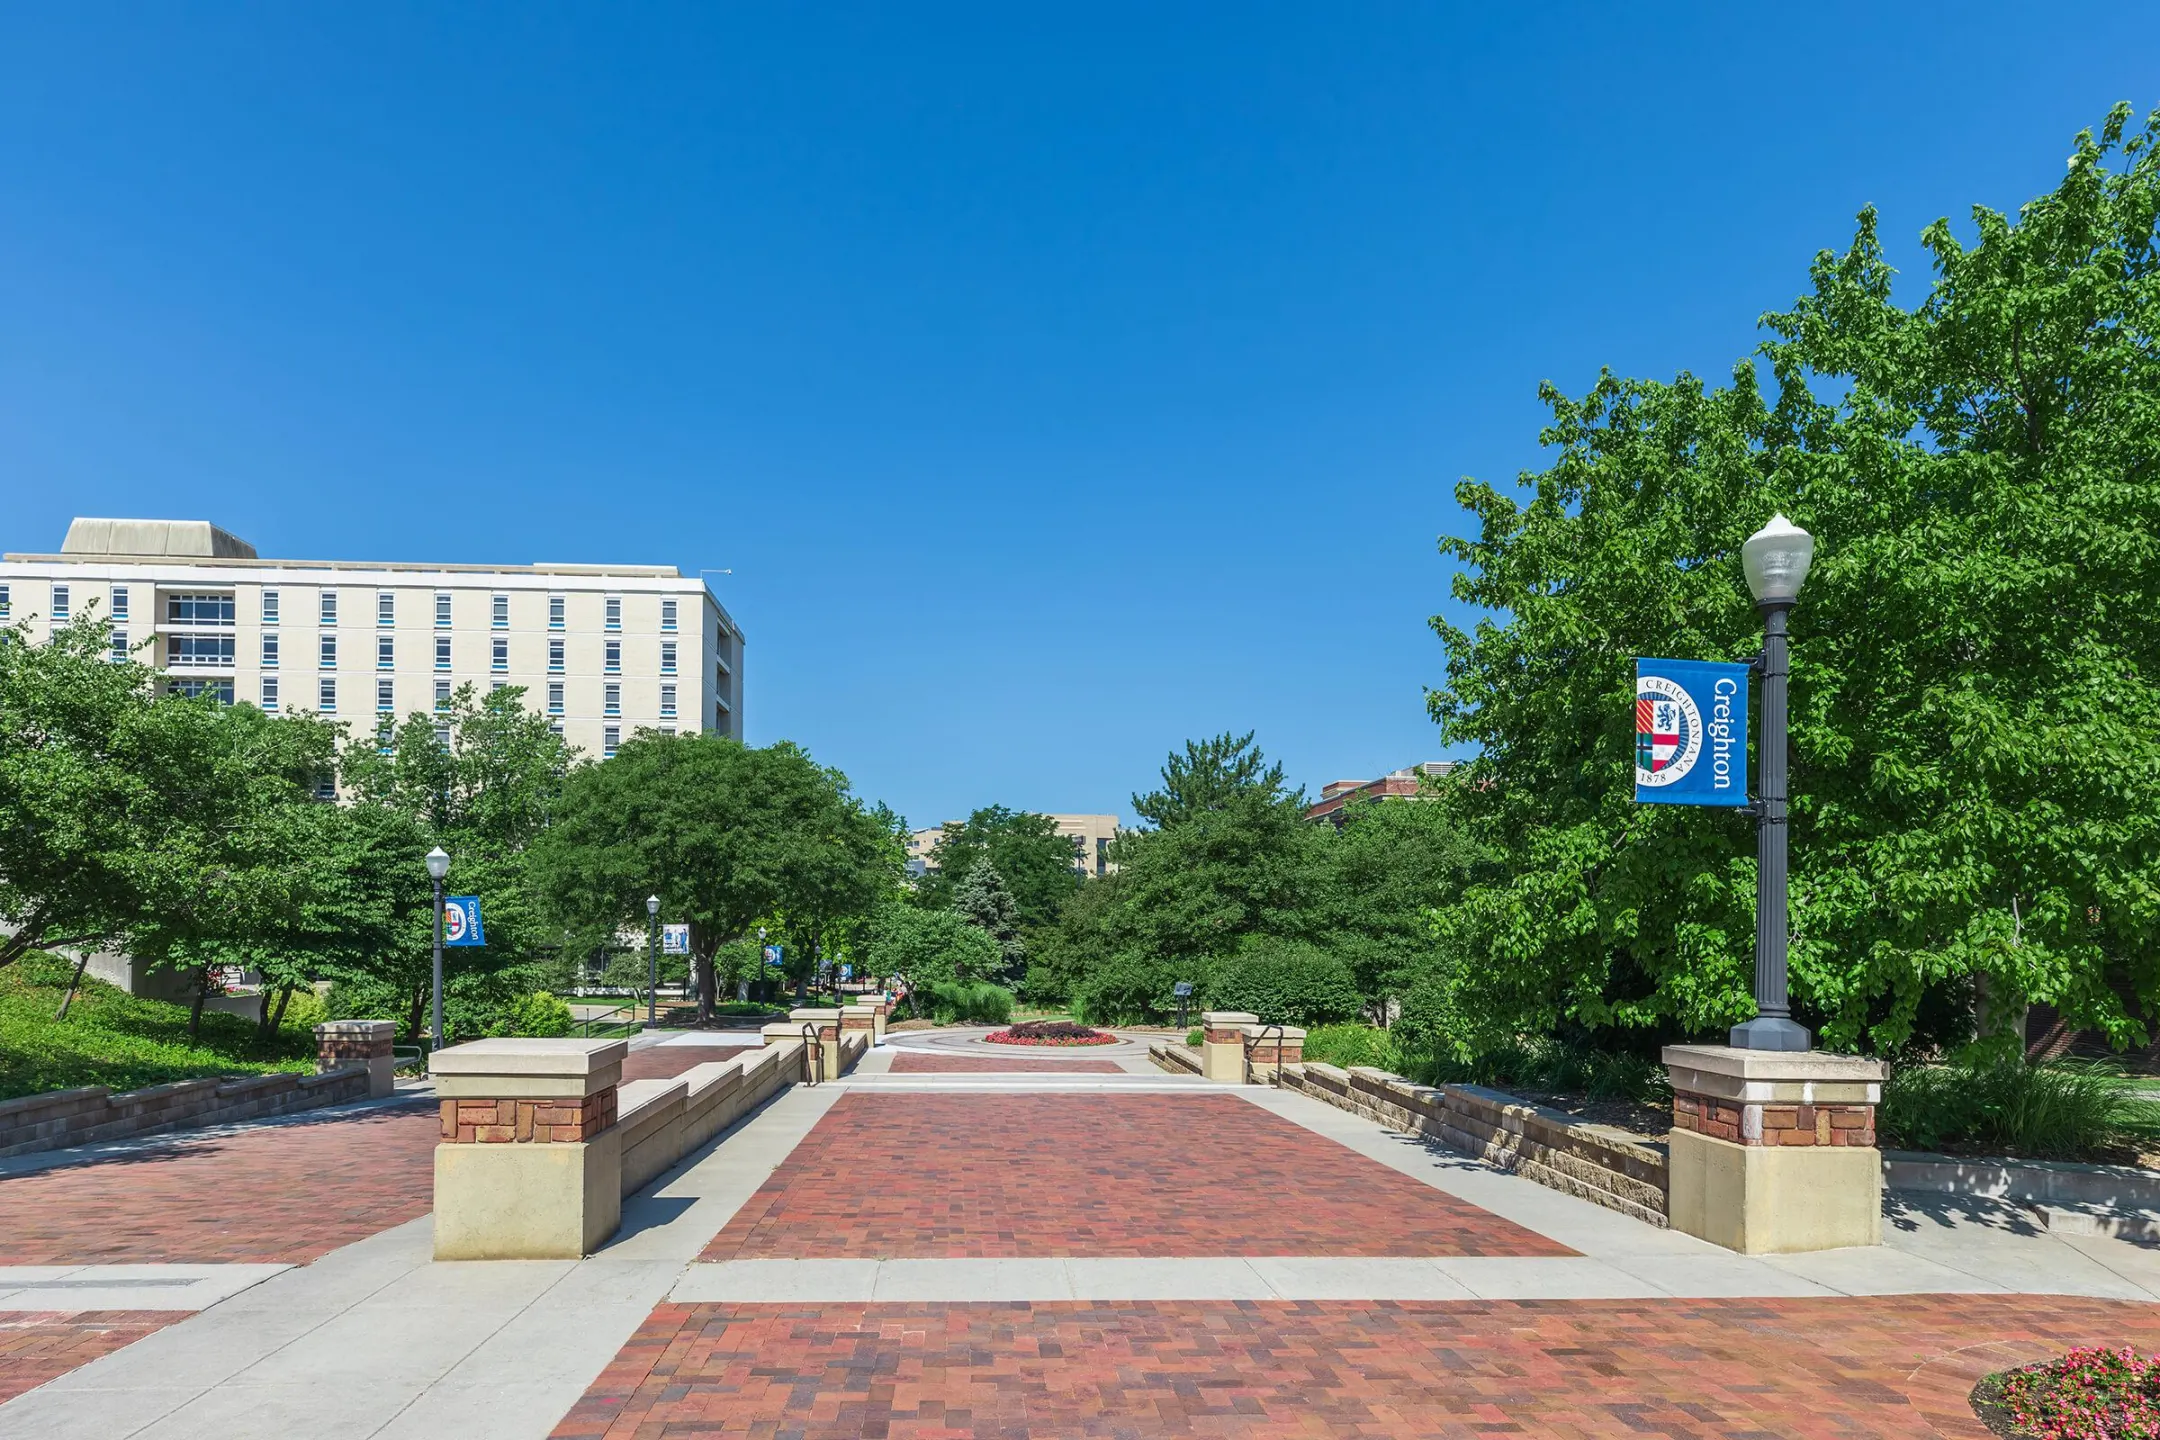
646;895;662;1027
425;847;451;1050
1732;514;1815;1052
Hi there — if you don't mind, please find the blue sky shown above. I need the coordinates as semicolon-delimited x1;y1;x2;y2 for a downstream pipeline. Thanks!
0;5;2145;828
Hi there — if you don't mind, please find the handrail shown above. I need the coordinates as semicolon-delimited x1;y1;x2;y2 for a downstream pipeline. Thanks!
800;1020;825;1086
1246;1023;1287;1086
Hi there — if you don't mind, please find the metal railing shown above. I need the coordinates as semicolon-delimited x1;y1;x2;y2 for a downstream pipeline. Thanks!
1246;1023;1287;1086
576;1002;647;1039
800;1021;826;1086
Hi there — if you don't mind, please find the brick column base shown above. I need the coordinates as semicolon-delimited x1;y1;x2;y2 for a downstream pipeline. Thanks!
315;1020;396;1099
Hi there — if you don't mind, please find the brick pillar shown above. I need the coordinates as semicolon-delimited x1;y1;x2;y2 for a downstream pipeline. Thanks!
1663;1044;1888;1254
842;1004;880;1047
429;1038;628;1260
1245;1024;1306;1079
314;1020;396;1099
1199;1011;1257;1084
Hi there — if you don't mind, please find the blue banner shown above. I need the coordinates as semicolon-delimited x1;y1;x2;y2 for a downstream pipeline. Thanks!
1634;659;1750;807
443;895;486;946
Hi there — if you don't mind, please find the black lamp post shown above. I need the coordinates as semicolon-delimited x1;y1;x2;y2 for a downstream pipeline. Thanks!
646;894;662;1027
1730;514;1815;1053
426;847;450;1049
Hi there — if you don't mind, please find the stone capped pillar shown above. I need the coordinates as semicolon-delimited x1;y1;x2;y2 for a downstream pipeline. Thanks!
1200;1011;1257;1084
429;1038;627;1260
315;1020;396;1099
842;1003;881;1047
1663;1044;1888;1254
1244;1023;1305;1079
763;1008;843;1080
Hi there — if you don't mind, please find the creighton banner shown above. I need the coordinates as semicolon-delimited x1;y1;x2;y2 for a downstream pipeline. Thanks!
1634;659;1750;807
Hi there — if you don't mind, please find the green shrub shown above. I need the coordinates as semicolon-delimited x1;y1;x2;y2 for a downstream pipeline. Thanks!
1302;1023;1402;1071
710;1000;778;1017
1205;937;1363;1026
1187;1028;1203;1046
1880;1059;2147;1160
492;992;575;1038
867;906;1004;988
1072;952;1188;1026
924;981;1014;1025
277;987;330;1034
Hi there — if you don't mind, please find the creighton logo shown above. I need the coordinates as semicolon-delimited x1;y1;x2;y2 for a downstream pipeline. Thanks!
1635;676;1703;787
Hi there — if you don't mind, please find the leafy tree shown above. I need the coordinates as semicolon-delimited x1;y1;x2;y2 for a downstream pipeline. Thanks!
1428;105;2160;1056
1317;789;1484;1020
863;904;1001;989
1132;732;1290;828
917;807;1078;928
770;783;906;1002
951;858;1026;976
1206;935;1364;1027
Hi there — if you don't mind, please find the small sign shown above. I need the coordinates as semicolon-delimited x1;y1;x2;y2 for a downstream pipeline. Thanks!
1172;981;1194;998
763;944;783;968
840;964;853;981
443;896;486;947
1634;659;1751;807
661;923;690;955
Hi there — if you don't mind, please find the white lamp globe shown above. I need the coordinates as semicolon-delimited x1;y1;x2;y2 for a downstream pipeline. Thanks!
425;847;450;882
1741;514;1815;604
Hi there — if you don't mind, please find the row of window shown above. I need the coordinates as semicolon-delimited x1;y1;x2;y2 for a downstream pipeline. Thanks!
0;583;691;633
240;634;677;675
251;674;679;717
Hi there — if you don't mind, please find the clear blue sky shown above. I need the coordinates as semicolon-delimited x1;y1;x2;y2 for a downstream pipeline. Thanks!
0;5;2145;829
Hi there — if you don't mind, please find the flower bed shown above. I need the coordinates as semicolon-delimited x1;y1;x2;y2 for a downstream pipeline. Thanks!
985;1020;1120;1047
1972;1347;2160;1439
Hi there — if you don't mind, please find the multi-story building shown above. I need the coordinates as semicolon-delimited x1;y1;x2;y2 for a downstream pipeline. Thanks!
0;518;744;760
906;812;1120;878
1303;762;1457;827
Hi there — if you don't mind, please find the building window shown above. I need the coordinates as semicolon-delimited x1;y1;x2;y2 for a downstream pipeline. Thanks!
314;775;337;800
109;629;129;662
548;638;565;673
604;596;621;631
261;634;279;668
659;683;676;718
51;585;71;621
660;640;677;676
603;725;619;758
550;720;564;738
491;637;508;671
548;594;564;630
604;640;620;674
260;589;279;623
171;677;234;704
547;681;564;714
434;725;452;750
109;587;129;620
434;680;451;710
319;591;337;625
1096;837;1110;875
434;637;451;671
260;676;279;711
169;635;236;668
660;598;677;631
659;725;675;737
377;636;394;669
603;683;620;717
491;594;509;628
318;677;337;713
0;584;10;617
166;593;234;625
490;680;507;693
434;592;452;627
377;678;395;712
320;635;337;669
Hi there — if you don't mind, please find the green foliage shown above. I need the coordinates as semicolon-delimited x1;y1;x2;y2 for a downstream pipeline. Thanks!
491;992;575;1038
916;807;1080;929
1878;1059;2150;1160
1300;1024;1404;1071
951;859;1025;975
1989;1346;2160;1440
1428;105;2160;1054
0;952;314;1100
710;1000;780;1017
1205;936;1363;1026
921;981;1015;1025
1071;951;1189;1026
866;905;1002;988
1133;732;1288;828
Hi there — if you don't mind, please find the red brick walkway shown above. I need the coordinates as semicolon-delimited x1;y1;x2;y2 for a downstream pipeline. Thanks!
619;1044;764;1083
885;1053;1125;1074
702;1093;1571;1259
0;1104;438;1264
0;1312;172;1403
552;1294;2160;1439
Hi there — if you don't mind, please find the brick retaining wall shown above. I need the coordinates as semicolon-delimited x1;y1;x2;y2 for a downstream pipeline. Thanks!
0;1064;374;1159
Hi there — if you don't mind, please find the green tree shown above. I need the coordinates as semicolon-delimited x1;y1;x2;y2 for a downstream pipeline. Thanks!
951;858;1025;977
770;783;906;1001
1318;788;1483;1021
863;904;1001;989
918;806;1078;928
1429;105;2160;1056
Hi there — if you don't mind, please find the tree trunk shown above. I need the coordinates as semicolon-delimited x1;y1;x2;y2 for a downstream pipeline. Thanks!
405;985;427;1046
53;950;92;1021
695;953;715;1025
258;984;294;1043
187;971;210;1044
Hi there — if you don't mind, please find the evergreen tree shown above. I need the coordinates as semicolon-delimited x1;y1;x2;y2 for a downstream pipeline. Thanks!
952;858;1026;977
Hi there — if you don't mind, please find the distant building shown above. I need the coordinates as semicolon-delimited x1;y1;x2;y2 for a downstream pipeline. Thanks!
906;813;1121;878
1304;762;1458;827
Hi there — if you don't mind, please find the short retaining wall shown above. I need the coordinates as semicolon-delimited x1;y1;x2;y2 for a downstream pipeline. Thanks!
0;1064;374;1159
1279;1062;1670;1227
615;1030;867;1197
1151;1042;1202;1077
1884;1151;2160;1212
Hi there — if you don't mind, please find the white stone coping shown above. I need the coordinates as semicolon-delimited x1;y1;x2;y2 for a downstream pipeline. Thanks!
429;1037;631;1078
1200;1011;1258;1026
786;1007;844;1021
1662;1044;1887;1082
314;1020;395;1038
1243;1024;1308;1041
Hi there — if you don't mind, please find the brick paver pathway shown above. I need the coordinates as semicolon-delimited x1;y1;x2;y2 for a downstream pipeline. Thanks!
703;1092;1571;1259
0;1104;438;1264
885;1053;1125;1073
619;1044;764;1083
554;1294;2160;1439
0;1312;173;1403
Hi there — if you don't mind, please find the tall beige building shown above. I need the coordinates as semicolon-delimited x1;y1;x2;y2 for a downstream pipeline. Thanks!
907;812;1120;878
0;518;744;760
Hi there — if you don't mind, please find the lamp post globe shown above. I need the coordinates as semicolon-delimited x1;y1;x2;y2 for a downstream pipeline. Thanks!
1732;513;1815;1053
425;848;451;1051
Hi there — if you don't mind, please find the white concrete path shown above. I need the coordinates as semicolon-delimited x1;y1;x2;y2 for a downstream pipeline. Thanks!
0;1266;288;1312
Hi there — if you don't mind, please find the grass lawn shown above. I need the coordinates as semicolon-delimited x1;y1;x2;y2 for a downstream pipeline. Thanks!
0;953;316;1102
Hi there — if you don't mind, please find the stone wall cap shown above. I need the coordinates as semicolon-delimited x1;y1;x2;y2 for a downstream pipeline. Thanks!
786;1008;844;1021
315;1020;396;1036
1243;1024;1307;1040
429;1037;630;1078
1201;1011;1258;1025
1662;1044;1888;1082
841;1002;881;1013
